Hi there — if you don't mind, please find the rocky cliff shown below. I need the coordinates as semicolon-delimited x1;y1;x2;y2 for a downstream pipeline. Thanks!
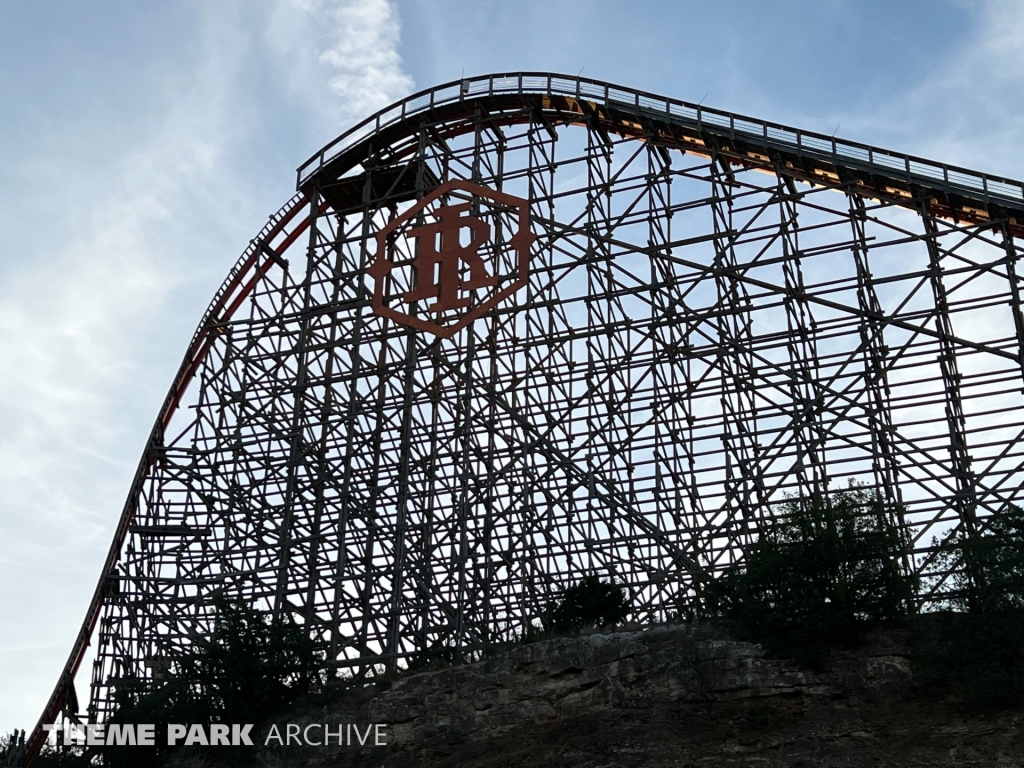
169;623;1024;767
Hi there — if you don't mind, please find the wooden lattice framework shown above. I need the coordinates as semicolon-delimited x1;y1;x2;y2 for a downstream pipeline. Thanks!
27;72;1024;761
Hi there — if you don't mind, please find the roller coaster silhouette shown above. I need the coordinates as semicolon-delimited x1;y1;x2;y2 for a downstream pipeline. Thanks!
25;72;1024;764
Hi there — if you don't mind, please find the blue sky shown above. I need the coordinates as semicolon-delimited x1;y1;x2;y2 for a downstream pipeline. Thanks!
2;0;1023;732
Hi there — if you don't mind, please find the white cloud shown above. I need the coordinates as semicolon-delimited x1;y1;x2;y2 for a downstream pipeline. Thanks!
0;0;411;732
267;0;414;128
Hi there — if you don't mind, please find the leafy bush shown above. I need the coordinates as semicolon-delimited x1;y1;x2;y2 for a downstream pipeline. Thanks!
0;732;21;767
407;642;464;671
1;730;93;768
917;507;1024;709
541;576;630;634
30;743;92;768
705;485;915;667
399;578;630;670
102;600;321;766
935;506;1024;613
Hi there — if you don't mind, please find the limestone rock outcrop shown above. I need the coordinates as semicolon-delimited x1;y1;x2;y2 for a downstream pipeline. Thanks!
170;624;1024;767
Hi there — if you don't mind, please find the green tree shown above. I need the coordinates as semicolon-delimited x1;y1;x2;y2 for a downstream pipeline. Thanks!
542;576;631;634
407;640;464;671
103;600;321;767
937;506;1024;612
706;485;914;667
1;730;91;768
918;506;1024;709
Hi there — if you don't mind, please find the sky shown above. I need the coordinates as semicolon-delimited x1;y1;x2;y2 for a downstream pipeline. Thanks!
3;0;1024;734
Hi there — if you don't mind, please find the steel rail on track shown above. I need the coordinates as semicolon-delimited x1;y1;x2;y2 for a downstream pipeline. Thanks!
296;72;1024;224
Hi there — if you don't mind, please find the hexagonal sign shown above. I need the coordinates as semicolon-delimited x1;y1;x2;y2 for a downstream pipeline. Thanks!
368;179;536;338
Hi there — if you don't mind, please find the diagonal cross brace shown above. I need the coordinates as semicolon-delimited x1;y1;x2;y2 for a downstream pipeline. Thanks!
430;345;710;585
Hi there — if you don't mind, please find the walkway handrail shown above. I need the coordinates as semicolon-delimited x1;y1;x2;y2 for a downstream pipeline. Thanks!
296;71;1024;213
